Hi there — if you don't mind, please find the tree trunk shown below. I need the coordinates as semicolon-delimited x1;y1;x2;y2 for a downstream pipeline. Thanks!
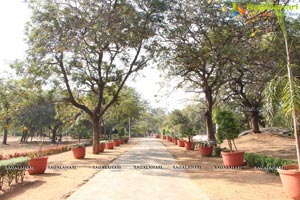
251;110;261;133
30;133;33;142
92;114;100;154
204;86;216;141
205;110;215;141
2;128;8;145
21;130;28;143
50;123;62;144
51;131;57;144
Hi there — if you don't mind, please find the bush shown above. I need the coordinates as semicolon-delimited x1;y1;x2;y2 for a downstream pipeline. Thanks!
24;144;71;158
214;110;240;151
2;142;92;160
0;157;30;187
245;153;296;175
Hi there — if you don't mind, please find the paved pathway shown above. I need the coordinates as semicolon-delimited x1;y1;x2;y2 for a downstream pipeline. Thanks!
67;138;210;200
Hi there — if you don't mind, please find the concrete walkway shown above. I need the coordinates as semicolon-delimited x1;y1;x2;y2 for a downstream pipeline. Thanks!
67;138;210;200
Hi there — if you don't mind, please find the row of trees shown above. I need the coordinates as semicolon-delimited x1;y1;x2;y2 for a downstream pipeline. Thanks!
10;0;170;153
157;1;300;139
1;0;299;152
0;76;153;145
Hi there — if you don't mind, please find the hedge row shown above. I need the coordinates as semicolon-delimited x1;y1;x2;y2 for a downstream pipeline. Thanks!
245;153;296;175
0;140;93;160
0;157;30;188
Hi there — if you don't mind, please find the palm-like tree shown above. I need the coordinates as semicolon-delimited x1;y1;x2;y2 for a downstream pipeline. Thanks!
265;11;300;169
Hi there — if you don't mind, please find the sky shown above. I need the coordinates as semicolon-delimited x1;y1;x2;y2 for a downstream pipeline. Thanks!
0;0;29;73
0;0;193;112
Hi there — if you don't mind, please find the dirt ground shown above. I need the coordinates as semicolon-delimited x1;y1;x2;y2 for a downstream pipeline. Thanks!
0;137;141;200
0;133;296;200
162;133;296;200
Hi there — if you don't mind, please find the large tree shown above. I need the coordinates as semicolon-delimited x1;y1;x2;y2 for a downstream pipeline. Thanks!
22;0;167;153
159;1;239;141
221;35;280;133
222;2;300;133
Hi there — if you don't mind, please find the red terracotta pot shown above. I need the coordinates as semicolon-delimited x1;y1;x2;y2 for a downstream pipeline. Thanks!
72;147;86;159
163;136;166;140
221;151;245;167
99;143;105;152
185;141;193;150
278;165;300;200
172;138;178;145
168;137;172;142
27;156;48;175
106;142;114;149
178;140;185;147
114;140;120;146
199;146;214;156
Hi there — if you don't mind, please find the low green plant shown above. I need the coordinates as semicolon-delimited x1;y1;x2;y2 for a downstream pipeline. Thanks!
245;153;296;175
0;157;30;187
123;136;129;143
70;143;86;149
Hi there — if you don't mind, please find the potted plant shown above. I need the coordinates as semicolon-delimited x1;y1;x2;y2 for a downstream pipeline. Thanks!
162;129;166;140
168;133;172;142
177;139;185;147
71;143;86;159
112;134;120;147
165;131;171;141
199;140;215;156
184;128;194;150
27;139;48;175
168;133;173;142
99;141;105;153
214;110;244;167
167;135;171;141
114;138;120;146
177;132;185;147
123;136;129;144
172;136;178;145
106;140;114;149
